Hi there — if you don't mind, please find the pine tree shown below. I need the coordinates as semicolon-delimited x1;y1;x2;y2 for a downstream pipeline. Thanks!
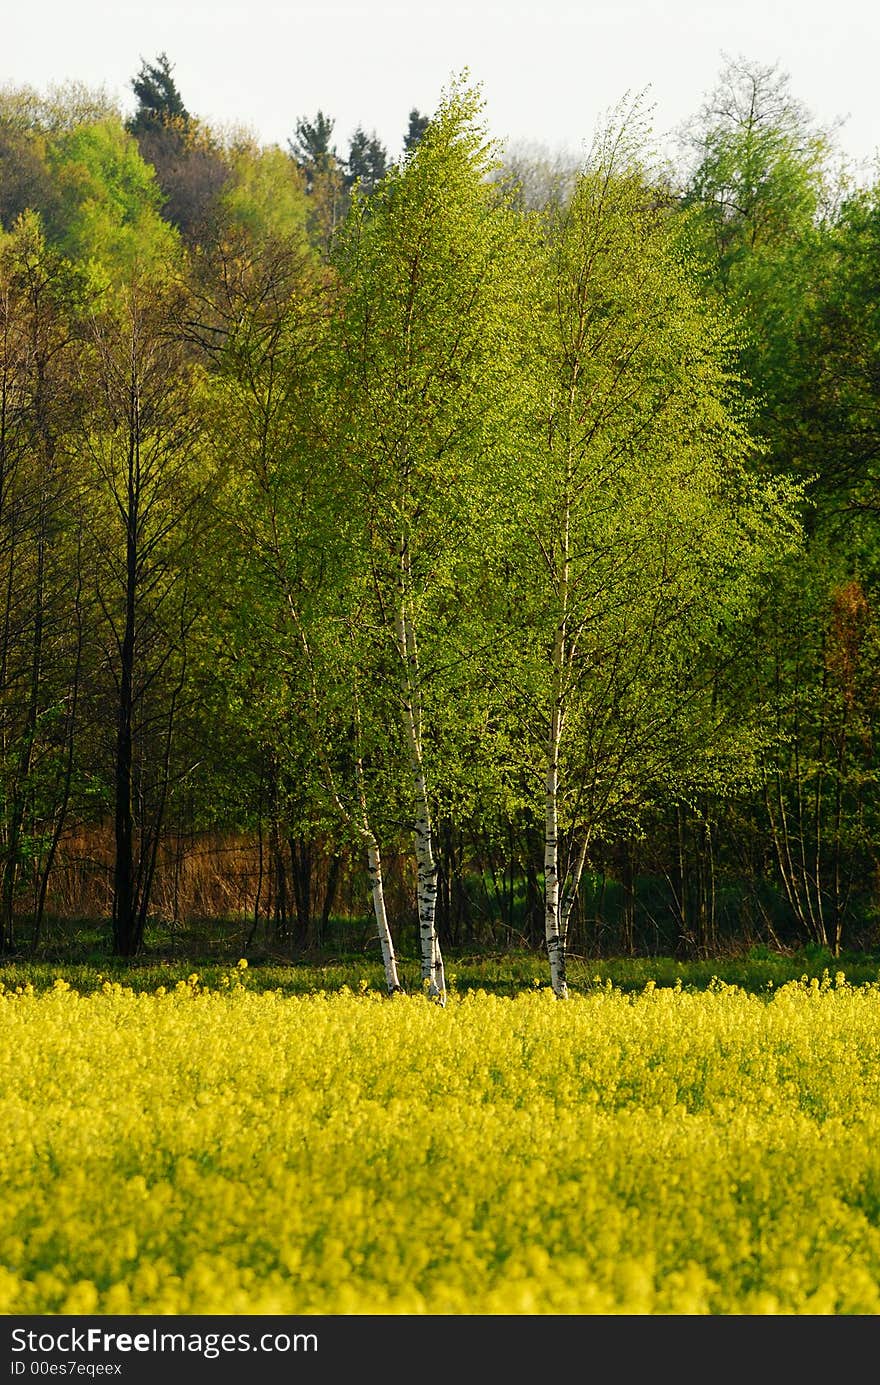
403;108;429;153
288;111;337;192
345;126;387;193
127;52;189;136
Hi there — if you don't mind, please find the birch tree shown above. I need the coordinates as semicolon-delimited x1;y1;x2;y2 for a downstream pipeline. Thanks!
495;115;801;995
189;183;410;986
332;79;526;1003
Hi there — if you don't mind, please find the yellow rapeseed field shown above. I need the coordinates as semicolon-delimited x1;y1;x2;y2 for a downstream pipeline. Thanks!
2;969;880;1314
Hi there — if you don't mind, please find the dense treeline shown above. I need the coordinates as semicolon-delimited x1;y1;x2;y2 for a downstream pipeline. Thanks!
1;54;878;989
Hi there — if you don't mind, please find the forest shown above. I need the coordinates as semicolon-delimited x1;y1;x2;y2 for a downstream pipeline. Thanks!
1;51;878;997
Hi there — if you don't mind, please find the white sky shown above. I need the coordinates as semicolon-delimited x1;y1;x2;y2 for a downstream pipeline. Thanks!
5;0;880;175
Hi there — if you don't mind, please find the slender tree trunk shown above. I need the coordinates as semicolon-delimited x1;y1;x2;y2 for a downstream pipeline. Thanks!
277;588;403;993
270;816;288;940
316;850;341;949
544;624;568;998
560;834;590;941
507;824;516;942
288;833;312;949
765;781;808;936
829;697;848;958
812;662;828;946
112;441;137;957
542;411;577;998
675;805;691;957
482;830;505;941
436;821;451;945
246;777;265;949
350;689;401;994
395;571;444;1003
1;495;45;949
702;814;717;956
621;844;635;955
169;798;189;942
366;833;402;993
411;762;443;1000
133;663;185;953
34;522;84;950
524;855;542;946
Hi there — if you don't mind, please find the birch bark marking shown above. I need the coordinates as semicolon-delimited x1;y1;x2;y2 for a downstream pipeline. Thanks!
353;701;402;994
544;622;568;999
396;546;445;1004
366;833;402;994
560;833;591;942
313;738;402;995
281;581;403;996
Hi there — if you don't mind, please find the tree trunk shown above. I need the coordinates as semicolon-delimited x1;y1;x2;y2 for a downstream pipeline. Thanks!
315;849;341;949
0;496;45;950
288;833;312;949
366;834;402;994
544;626;568;998
34;522;84;951
395;563;444;1003
112;459;137;957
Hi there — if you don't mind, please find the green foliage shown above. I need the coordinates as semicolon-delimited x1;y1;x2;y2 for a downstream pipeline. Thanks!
682;56;832;282
0;210;90;949
330;78;531;830
287;110;346;254
47;117;178;280
678;55;880;954
781;186;880;509
219;141;309;244
491;118;802;849
0;120;55;230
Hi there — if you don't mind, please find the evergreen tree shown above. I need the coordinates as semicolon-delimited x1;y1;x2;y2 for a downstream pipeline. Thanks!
127;52;189;136
288;111;344;255
404;108;430;153
288;110;337;191
344;126;387;193
125;53;227;244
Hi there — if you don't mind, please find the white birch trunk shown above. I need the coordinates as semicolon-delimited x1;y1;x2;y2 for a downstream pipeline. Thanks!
366;834;402;994
395;572;445;1005
560;833;590;948
544;465;571;999
411;757;445;1002
352;694;402;995
544;675;568;999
